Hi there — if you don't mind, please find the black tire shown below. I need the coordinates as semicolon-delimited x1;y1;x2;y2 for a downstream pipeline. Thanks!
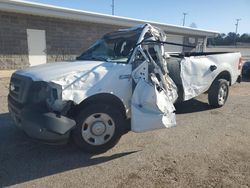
72;103;126;154
208;79;229;108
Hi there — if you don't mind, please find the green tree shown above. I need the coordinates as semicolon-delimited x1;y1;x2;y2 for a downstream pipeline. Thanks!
207;32;250;46
239;33;250;43
189;22;197;28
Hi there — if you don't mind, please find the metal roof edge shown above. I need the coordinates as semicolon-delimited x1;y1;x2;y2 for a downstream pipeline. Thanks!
0;0;219;37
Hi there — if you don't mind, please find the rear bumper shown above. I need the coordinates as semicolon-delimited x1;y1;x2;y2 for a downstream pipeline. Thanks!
8;95;76;143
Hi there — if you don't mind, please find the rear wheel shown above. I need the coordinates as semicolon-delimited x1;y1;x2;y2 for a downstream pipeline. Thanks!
208;79;229;108
72;103;126;154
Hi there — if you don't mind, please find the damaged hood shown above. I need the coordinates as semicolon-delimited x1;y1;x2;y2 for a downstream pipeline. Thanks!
15;61;106;81
17;60;132;105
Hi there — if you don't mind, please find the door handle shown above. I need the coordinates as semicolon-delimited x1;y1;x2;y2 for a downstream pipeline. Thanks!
210;65;217;71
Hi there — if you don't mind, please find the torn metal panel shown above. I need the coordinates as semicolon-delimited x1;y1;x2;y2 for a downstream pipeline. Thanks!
138;41;178;103
131;60;149;83
130;32;177;132
180;57;214;100
131;79;176;133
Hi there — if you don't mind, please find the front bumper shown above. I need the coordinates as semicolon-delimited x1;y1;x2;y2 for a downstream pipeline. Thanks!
8;95;76;143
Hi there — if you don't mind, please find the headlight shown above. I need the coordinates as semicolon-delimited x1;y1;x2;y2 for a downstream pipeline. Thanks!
46;82;66;112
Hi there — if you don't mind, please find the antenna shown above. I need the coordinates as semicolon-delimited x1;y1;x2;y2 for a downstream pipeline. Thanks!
182;12;188;26
235;18;241;34
234;18;241;46
111;0;115;15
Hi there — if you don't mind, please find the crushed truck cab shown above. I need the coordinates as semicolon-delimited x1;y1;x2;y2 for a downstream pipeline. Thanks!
8;24;242;153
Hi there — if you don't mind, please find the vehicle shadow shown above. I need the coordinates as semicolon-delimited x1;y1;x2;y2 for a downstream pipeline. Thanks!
0;113;139;187
175;98;212;114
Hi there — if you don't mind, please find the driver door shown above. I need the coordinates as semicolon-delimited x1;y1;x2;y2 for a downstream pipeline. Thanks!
130;47;176;133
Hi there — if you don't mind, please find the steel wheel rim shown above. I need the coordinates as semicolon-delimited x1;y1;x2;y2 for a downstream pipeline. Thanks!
218;84;228;105
81;113;115;146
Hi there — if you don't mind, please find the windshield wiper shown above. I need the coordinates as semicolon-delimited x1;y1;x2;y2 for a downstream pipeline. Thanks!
76;56;110;62
90;56;110;61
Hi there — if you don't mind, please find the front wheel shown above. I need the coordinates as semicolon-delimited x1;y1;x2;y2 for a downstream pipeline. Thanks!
72;103;126;154
208;79;229;108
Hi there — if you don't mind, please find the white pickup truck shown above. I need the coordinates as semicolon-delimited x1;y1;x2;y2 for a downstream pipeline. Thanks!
8;24;242;153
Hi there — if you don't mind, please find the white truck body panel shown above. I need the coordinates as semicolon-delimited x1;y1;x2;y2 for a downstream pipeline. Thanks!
131;79;176;132
51;62;132;113
181;52;241;100
15;60;104;82
16;61;133;115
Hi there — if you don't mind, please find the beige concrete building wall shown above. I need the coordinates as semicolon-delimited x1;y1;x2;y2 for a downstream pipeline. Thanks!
0;11;122;69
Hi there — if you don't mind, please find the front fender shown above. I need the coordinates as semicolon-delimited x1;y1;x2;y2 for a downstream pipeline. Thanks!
51;63;132;116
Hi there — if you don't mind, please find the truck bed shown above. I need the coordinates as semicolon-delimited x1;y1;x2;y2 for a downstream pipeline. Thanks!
167;51;242;101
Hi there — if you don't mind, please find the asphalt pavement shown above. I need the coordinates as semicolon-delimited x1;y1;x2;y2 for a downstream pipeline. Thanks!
0;76;249;188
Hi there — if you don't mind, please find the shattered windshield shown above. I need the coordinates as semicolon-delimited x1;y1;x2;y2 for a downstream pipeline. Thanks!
77;28;142;63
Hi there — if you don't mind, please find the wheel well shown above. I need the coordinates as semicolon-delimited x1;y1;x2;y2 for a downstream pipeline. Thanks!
215;71;231;85
69;93;127;119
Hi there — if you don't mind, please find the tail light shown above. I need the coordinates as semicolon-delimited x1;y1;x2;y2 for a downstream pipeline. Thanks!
238;57;243;70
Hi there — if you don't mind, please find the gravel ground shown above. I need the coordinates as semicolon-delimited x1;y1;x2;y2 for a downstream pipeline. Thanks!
0;76;250;188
